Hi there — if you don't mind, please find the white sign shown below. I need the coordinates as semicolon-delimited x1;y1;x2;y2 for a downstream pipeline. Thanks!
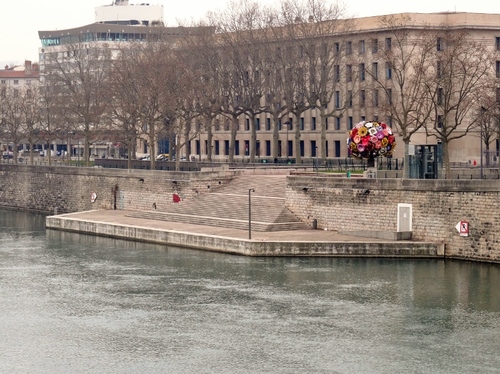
455;221;469;237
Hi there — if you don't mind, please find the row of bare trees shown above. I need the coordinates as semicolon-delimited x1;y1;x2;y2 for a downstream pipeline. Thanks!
1;0;499;176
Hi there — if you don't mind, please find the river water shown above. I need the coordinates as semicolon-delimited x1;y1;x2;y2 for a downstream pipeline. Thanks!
1;209;500;374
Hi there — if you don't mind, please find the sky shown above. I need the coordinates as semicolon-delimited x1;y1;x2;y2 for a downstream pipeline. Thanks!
2;0;500;67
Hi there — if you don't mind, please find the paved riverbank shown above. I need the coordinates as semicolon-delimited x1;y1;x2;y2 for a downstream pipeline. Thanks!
46;210;442;258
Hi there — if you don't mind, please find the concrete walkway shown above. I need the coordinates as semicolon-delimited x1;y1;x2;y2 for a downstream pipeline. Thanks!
46;210;442;258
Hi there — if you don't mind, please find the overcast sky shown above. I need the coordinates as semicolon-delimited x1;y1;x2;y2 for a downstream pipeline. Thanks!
2;0;500;67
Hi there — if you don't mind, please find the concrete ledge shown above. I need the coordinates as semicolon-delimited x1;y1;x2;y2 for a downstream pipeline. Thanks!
341;231;412;241
46;214;439;258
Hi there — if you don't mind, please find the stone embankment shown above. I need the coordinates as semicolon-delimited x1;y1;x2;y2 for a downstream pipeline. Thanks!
0;164;498;262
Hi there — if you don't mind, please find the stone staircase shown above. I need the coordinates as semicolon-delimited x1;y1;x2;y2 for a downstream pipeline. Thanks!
127;174;309;232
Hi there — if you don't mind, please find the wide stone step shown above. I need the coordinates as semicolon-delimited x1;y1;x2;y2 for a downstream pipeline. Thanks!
126;211;309;232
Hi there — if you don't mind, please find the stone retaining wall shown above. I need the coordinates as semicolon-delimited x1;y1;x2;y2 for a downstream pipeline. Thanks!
286;176;500;263
0;164;235;214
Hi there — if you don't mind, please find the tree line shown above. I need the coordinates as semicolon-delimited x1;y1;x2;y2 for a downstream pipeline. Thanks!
1;0;498;177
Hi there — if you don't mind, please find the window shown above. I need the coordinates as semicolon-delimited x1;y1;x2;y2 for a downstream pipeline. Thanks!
300;117;304;130
437;115;443;128
497;37;500;51
310;140;317;157
346;41;352;55
334;65;340;82
437;87;444;105
255;118;260;131
13;79;19;85
359;40;365;54
497;61;500;79
348;116;353;130
347;91;353;107
334;140;341;157
278;119;282;130
245;118;250;131
437;37;444;51
0;80;5;84
372;62;378;79
265;140;271;156
335;117;341;130
385;62;392;79
437;61;443;78
325;117;328;130
311;116;316;130
360;90;366;107
360;115;366;122
385;37;392;51
359;63;365;81
266;118;271;131
386;116;392;127
13;89;18;97
26;80;31;85
346;65;352;82
334;42;340;55
335;91;340;108
372;39;378;53
387;88;392;105
373;89;379;107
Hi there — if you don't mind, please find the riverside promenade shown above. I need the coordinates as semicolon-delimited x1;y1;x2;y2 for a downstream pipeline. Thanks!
46;210;442;258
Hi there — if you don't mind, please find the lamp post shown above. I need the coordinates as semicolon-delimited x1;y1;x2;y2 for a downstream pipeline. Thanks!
248;188;255;239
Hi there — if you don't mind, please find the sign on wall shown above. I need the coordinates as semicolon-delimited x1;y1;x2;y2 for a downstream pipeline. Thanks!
455;221;469;237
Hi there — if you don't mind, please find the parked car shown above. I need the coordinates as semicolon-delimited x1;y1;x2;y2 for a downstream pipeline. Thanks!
138;155;150;161
156;153;169;161
2;153;13;159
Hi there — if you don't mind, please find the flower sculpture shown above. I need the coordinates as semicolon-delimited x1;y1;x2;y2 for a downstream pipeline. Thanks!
347;121;396;160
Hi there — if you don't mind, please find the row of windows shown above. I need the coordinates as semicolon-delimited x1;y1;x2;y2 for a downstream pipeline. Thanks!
344;37;391;55
41;32;157;47
213;114;392;133
194;139;344;158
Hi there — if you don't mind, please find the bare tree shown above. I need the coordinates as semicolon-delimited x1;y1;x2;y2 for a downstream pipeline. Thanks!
366;15;436;177
423;30;493;178
43;42;113;166
0;86;32;163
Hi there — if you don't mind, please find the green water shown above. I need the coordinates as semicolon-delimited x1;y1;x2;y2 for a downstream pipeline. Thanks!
1;209;499;373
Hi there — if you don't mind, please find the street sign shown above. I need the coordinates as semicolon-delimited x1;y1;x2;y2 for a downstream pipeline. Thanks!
455;221;469;237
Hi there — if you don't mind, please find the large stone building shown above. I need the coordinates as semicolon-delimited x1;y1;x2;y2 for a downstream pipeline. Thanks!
185;12;500;166
35;4;500;168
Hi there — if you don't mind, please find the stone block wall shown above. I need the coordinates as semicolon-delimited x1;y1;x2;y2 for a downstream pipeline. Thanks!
286;176;500;263
0;164;234;215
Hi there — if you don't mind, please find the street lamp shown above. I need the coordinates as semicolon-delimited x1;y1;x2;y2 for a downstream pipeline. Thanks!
248;188;255;239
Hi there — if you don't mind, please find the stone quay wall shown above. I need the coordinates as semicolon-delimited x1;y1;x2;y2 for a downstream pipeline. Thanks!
286;176;500;263
0;164;235;215
1;164;499;263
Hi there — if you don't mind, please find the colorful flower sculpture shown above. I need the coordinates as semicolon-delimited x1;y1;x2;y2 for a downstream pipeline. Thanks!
347;121;396;159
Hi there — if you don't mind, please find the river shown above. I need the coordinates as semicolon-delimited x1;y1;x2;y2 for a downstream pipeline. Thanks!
1;209;499;373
